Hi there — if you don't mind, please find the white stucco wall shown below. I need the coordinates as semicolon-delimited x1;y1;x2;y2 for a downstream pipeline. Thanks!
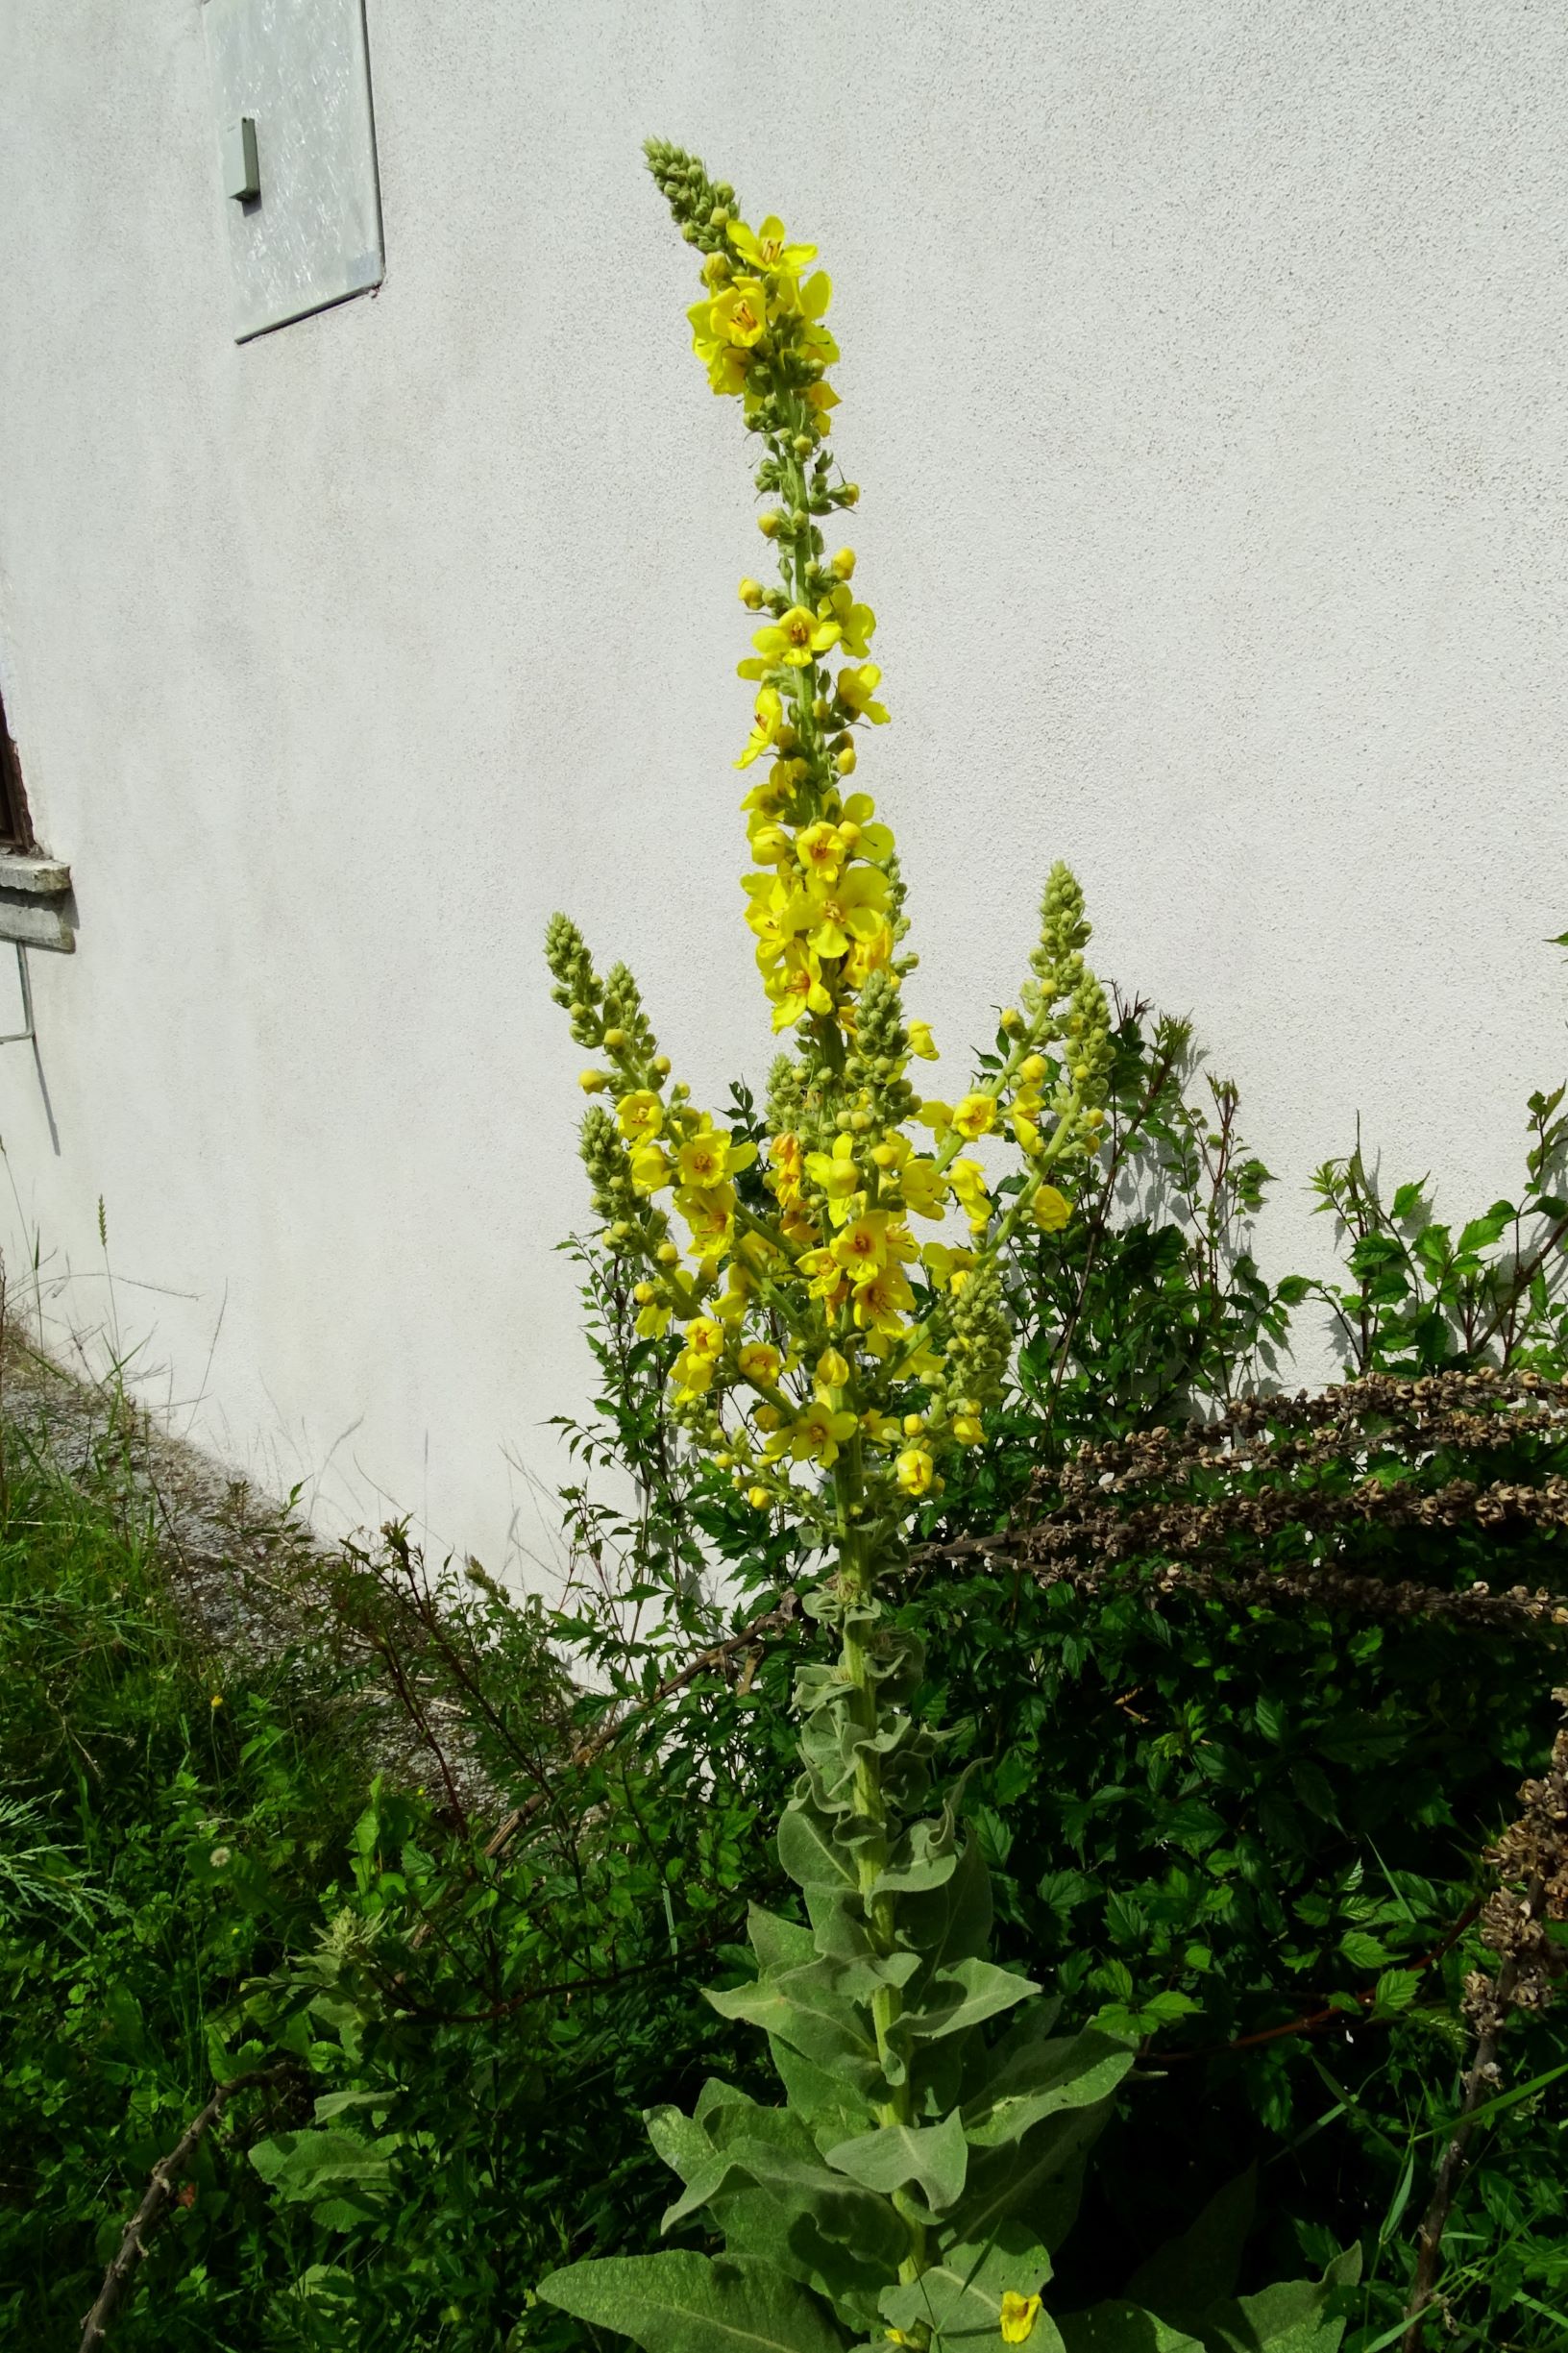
0;0;1564;1576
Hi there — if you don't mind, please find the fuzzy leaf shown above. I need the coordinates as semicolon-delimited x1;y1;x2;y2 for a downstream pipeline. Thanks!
964;2029;1134;2149
879;2227;1061;2347
537;2251;847;2353
646;2102;716;2186
954;2096;1115;2246
778;1802;861;1898
1057;2306;1204;2351
707;1960;877;2076
905;1955;1040;2044
824;2110;969;2211
1125;2170;1255;2315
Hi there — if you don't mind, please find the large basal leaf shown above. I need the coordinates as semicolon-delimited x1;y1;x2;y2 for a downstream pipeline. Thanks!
963;2029;1135;2150
823;2110;969;2211
953;2096;1115;2247
1123;2171;1256;2317
1188;2250;1360;2353
537;2251;848;2353
1056;2303;1205;2351
879;2225;1061;2348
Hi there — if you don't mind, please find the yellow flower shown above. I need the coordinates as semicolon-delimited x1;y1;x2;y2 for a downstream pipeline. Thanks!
851;1260;916;1332
818;584;876;659
737;1341;782;1386
831;547;856;579
737;685;784;771
841;793;895;860
636;1298;672;1338
629;1143;671;1192
907;1020;939;1061
948;1158;992;1229
803;1134;863;1224
898;1157;948;1220
1032;1184;1071;1234
999;2292;1042;2344
709;278;769;349
952;1411;984;1446
795;821;852;880
678;1183;735;1265
788;868;890;960
728;213;818;276
815;1345;850;1391
837;663;889;724
895;1446;935;1496
616;1090;663;1143
920;1241;975;1290
861;1409;903;1446
953;1091;997;1141
677;1124;757;1189
752;605;842;669
763;941;832;1031
686;297;751;396
776;1400;858;1467
832;1209;909;1283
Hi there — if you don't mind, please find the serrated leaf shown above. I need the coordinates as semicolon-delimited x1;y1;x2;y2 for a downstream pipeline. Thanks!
825;2111;968;2211
537;2251;848;2353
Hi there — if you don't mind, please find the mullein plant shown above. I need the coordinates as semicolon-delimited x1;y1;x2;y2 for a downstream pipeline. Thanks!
537;145;1354;2353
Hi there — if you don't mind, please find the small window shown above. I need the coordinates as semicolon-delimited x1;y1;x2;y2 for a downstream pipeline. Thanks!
0;680;34;851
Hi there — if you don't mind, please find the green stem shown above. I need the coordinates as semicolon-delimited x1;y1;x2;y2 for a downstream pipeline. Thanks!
828;1455;929;2282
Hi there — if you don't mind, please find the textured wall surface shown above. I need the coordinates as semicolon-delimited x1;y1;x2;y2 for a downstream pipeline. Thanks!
0;1;1564;1576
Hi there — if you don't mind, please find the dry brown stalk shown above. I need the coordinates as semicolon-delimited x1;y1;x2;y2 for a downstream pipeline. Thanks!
78;2063;292;2353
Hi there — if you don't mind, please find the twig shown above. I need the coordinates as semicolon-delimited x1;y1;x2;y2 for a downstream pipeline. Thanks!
78;2063;290;2352
406;1591;800;1949
1400;1875;1542;2352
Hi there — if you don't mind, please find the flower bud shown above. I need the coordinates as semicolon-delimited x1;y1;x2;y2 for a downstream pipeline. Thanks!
1000;1008;1023;1036
656;1241;679;1265
747;1487;771;1510
793;434;814;457
578;1069;608;1092
1019;1055;1047;1084
738;576;765;609
835;745;857;775
840;483;860;506
633;1283;656;1304
758;511;783;538
831;547;856;579
902;1412;925;1437
653;1054;672;1076
602;1027;626;1050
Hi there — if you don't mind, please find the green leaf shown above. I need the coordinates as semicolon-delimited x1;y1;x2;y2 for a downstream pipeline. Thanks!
904;1955;1040;2045
955;2096;1115;2247
1126;2170;1255;2316
1194;2248;1358;2352
880;2227;1064;2348
964;2029;1134;2150
646;2102;717;2185
707;1959;878;2077
1058;2308;1205;2352
824;2111;969;2211
1389;1181;1428;1223
778;1802;859;1898
748;1902;819;1973
537;2252;848;2353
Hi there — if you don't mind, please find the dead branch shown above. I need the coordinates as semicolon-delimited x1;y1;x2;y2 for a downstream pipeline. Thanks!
79;2063;292;2353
